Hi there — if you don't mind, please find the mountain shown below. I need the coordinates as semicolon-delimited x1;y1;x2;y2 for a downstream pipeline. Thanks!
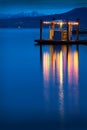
10;11;44;18
0;7;87;28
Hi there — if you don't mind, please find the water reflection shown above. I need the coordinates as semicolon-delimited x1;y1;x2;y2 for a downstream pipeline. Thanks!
39;45;79;118
68;46;79;86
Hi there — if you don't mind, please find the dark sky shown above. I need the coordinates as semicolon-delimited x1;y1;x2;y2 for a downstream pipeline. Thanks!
0;0;87;14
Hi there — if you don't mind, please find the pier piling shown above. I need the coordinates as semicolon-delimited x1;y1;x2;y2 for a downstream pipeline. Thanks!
40;19;43;40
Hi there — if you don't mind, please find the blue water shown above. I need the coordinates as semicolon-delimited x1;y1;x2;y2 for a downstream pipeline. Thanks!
0;29;87;129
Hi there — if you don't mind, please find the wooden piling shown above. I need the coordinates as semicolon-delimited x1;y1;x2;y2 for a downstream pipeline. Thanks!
40;19;42;40
76;19;79;41
66;20;69;41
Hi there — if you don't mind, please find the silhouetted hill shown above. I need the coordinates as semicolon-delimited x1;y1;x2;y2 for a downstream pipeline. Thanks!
0;7;87;28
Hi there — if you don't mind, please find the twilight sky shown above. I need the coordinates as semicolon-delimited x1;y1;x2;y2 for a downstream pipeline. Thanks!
0;0;87;14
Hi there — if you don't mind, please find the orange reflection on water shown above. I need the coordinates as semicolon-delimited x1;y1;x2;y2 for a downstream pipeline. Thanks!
50;46;56;82
42;45;79;119
43;53;50;83
59;50;64;117
56;51;63;86
57;53;60;82
62;46;67;77
43;52;50;103
56;50;64;117
74;50;79;86
52;52;56;82
59;51;63;86
50;48;54;77
68;47;79;86
68;47;73;85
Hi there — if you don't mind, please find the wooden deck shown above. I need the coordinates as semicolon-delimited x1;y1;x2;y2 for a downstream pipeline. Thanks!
35;39;87;45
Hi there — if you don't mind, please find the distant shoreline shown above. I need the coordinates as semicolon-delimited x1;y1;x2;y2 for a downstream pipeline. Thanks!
0;28;87;34
0;7;87;29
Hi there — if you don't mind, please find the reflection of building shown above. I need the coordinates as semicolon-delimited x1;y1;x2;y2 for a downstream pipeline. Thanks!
40;45;79;118
41;45;79;87
43;52;50;83
74;50;79;86
68;46;79;86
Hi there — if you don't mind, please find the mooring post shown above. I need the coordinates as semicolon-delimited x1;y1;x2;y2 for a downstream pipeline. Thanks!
66;20;69;41
76;19;79;41
40;19;42;40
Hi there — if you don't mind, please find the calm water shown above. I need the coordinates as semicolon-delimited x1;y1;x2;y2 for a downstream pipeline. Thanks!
0;29;87;129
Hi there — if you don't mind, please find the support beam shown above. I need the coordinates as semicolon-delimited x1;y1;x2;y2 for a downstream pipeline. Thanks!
76;19;79;41
40;19;43;40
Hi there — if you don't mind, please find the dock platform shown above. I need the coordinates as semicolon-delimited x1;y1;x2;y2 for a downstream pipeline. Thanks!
35;39;87;45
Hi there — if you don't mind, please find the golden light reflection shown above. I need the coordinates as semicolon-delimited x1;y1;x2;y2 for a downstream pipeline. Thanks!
42;45;79;118
68;47;73;85
56;50;64;86
68;47;79;86
56;49;64;117
74;50;79;86
43;52;50;104
43;52;50;83
57;53;60;82
59;51;63;86
67;46;79;114
62;46;67;78
52;52;56;82
50;46;56;82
